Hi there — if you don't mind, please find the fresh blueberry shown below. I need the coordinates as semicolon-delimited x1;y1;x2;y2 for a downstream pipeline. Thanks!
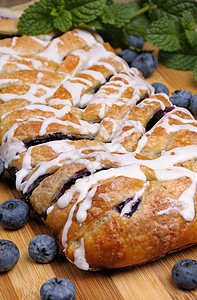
152;82;169;96
132;53;158;78
190;94;197;116
0;199;30;230
172;259;197;290
0;240;20;272
128;35;144;49
118;49;138;66
0;158;4;177
170;90;192;109
28;234;59;263
40;277;76;300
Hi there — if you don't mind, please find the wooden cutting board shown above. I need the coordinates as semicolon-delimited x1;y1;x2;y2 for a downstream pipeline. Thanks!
0;0;197;297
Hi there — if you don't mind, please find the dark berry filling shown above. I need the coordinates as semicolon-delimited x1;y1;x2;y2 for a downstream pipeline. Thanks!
23;173;52;202
8;166;18;178
146;106;175;132
51;168;91;204
0;34;20;39
114;197;141;218
24;132;90;148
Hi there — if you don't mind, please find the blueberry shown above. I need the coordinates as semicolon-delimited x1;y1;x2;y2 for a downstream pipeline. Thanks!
172;259;197;290
132;53;158;78
40;277;76;300
0;199;30;230
0;158;4;177
170;90;192;108
0;240;20;272
28;234;59;263
190;94;197;116
128;35;144;49
152;82;169;96
118;49;138;66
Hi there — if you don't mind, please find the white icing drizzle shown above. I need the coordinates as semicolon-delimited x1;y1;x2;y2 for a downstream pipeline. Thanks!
61;164;146;248
60;42;114;75
84;67;154;122
73;238;89;270
73;29;97;46
155;167;197;221
135;107;196;154
0;83;57;104
120;182;149;216
37;38;64;62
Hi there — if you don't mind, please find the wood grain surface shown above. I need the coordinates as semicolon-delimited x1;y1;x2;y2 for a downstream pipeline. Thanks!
0;1;197;299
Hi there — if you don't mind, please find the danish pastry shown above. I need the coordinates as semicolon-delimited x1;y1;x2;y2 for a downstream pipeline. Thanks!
0;27;197;271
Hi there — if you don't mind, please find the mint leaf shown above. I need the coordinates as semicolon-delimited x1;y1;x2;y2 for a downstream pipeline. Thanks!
42;0;65;11
101;5;115;25
150;0;197;21
66;0;106;26
18;1;53;35
125;14;150;39
146;17;181;52
185;30;197;47
194;60;197;81
181;11;196;30
52;10;72;32
159;50;197;70
105;1;141;28
86;19;105;30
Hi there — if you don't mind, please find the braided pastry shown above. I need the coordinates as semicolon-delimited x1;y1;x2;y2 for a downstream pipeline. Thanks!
1;28;197;271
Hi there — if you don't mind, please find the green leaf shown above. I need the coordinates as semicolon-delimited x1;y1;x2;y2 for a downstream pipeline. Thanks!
159;50;197;70
181;11;196;30
42;0;65;11
125;13;150;38
106;1;141;28
18;1;53;35
66;0;106;26
86;19;105;30
52;10;72;32
101;5;115;25
194;60;197;81
150;0;197;21
185;30;197;47
146;17;181;52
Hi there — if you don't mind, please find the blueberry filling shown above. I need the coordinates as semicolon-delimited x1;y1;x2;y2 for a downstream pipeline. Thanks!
23;173;52;202
114;197;141;218
24;132;95;149
146;106;175;132
0;34;20;39
54;168;91;201
8;166;18;178
24;133;81;148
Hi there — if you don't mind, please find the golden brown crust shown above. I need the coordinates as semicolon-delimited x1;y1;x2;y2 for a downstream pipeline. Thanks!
1;28;197;272
0;19;19;35
61;175;197;269
0;55;59;74
0;70;66;89
0;35;47;55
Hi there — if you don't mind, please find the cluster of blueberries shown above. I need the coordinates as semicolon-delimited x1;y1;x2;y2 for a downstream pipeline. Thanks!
118;35;158;78
119;35;197;116
0;195;76;299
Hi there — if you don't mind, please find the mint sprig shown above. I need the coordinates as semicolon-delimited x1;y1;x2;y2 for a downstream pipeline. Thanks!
18;0;197;80
18;0;106;35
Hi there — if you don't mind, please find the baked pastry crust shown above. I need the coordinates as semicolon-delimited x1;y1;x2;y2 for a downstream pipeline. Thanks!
0;28;197;271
